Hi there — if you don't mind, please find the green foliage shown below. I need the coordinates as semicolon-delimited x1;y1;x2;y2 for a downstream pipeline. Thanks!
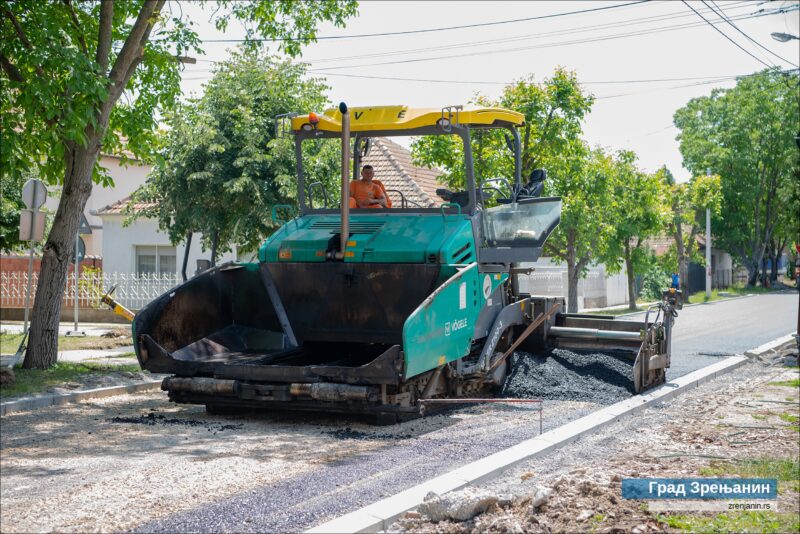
674;68;800;283
640;256;670;301
411;68;593;191
1;0;358;188
601;150;666;303
0;169;25;252
131;48;340;254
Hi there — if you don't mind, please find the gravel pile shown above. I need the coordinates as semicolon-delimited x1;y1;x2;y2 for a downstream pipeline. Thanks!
501;348;635;405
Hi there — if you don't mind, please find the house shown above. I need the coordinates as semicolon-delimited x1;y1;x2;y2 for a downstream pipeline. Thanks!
645;230;737;292
94;196;236;277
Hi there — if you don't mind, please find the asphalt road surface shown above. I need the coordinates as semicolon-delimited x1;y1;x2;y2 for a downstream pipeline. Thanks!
137;291;798;533
627;291;798;378
2;292;796;533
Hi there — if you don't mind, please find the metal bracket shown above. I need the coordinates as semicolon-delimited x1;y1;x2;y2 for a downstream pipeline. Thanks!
258;264;298;349
274;112;299;139
439;105;463;132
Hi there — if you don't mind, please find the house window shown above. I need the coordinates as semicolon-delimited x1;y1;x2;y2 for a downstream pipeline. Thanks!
135;246;176;275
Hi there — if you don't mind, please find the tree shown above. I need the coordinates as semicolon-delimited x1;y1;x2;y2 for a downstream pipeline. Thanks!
674;69;800;286
411;69;598;311
1;0;358;369
411;68;593;190
544;143;617;312
657;167;722;293
132;48;341;260
602;151;665;310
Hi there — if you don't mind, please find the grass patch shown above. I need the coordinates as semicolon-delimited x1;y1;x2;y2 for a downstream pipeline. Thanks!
768;379;800;389
0;331;132;354
779;412;799;424
700;457;800;494
0;361;142;398
751;414;767;420
685;284;781;305
659;511;800;533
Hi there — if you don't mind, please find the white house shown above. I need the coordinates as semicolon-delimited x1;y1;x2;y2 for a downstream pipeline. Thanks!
94;195;237;277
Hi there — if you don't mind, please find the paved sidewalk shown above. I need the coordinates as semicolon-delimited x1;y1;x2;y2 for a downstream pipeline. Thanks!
1;346;137;367
0;322;130;336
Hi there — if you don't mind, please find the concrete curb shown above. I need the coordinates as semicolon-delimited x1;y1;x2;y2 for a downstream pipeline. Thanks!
306;355;750;534
0;380;161;417
743;332;797;358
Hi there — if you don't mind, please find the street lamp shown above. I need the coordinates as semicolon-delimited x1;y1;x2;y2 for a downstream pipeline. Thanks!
771;32;800;42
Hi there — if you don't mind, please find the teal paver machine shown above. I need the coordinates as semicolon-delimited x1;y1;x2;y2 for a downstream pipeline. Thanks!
133;104;681;422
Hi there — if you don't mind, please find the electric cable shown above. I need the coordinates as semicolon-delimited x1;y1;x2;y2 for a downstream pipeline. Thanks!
186;1;651;43
705;0;798;67
681;0;773;69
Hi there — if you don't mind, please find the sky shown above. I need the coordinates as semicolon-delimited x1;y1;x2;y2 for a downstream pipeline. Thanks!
173;0;800;183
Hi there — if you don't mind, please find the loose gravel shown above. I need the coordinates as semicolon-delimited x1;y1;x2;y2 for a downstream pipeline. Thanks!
502;349;635;405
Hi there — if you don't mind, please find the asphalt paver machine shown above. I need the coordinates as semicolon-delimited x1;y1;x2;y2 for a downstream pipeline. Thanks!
133;104;681;421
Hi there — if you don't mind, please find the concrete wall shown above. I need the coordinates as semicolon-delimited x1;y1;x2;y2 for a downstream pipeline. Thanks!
99;214;236;276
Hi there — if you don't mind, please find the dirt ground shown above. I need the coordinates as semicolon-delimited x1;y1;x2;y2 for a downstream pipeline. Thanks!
391;352;800;533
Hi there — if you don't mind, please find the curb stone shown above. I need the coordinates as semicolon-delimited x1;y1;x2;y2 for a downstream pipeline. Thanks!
743;332;798;359
0;379;162;416
306;332;795;533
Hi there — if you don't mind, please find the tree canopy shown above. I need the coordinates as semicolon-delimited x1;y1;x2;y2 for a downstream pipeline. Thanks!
132;48;341;258
674;68;799;285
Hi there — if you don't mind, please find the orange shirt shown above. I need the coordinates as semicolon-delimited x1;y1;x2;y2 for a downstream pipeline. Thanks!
350;179;392;208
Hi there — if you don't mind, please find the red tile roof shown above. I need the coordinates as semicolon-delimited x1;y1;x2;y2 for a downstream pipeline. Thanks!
362;137;443;208
94;195;154;215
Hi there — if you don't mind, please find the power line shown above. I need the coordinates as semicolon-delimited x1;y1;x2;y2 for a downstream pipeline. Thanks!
705;0;799;67
308;7;790;72
189;1;650;42
300;72;754;86
681;0;773;69
303;1;755;66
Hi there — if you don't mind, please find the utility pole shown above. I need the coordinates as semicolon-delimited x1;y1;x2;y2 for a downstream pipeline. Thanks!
705;168;712;299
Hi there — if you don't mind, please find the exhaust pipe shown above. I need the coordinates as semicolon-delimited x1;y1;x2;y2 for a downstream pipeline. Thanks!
337;102;350;260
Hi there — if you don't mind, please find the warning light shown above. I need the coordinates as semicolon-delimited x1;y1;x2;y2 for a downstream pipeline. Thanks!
308;112;319;124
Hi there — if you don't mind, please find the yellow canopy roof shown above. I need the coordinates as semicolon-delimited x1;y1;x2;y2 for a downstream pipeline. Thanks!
290;105;524;133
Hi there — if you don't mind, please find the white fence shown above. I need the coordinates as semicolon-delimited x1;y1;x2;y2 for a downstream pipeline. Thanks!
518;265;630;310
1;271;181;311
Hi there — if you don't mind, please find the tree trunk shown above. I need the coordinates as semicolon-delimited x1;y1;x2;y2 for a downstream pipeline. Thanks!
747;261;760;287
24;143;98;369
624;242;637;310
674;226;689;294
210;231;219;267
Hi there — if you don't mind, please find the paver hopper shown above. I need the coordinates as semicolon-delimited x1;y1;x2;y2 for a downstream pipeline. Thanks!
133;104;680;421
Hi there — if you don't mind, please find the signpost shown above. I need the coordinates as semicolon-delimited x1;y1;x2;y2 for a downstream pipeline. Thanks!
19;179;47;335
65;216;89;337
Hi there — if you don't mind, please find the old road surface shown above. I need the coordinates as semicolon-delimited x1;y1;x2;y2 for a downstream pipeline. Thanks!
1;291;796;533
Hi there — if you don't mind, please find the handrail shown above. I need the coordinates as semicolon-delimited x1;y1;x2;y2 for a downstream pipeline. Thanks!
440;202;462;215
306;182;329;209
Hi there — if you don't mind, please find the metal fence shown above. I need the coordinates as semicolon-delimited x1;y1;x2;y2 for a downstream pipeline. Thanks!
1;271;181;311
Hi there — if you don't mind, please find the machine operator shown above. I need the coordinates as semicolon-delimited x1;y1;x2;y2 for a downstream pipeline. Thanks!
350;165;392;209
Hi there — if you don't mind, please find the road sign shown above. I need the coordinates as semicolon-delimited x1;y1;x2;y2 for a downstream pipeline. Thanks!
22;179;47;209
71;236;86;264
18;209;46;241
78;213;92;235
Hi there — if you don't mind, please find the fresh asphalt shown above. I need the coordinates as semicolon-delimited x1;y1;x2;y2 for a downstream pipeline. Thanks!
136;291;798;533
